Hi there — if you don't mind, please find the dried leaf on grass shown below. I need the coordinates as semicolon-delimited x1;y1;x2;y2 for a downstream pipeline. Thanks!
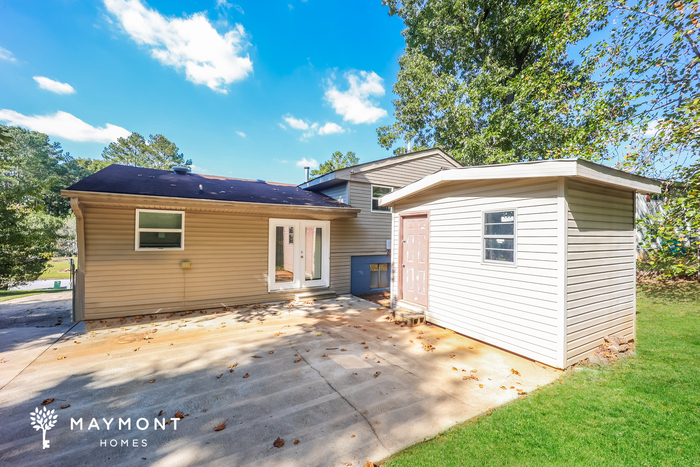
214;422;226;432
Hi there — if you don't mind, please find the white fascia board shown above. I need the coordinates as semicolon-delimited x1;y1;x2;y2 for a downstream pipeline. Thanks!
379;159;660;205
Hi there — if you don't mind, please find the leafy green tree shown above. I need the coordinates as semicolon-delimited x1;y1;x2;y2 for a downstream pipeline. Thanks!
0;204;61;289
310;151;360;177
638;162;699;278
377;0;619;165
102;133;192;170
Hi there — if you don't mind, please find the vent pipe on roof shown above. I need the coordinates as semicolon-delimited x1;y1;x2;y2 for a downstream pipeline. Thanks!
304;166;310;183
173;166;188;175
407;139;412;152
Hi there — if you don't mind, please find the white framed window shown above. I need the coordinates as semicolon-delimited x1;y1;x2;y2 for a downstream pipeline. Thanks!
135;209;185;251
268;219;330;291
482;210;516;264
371;185;393;213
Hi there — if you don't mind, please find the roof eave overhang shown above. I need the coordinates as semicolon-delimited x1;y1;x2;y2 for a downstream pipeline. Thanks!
61;190;360;220
379;160;661;206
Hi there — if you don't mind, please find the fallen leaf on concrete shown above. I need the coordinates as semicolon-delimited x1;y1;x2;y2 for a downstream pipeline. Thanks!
229;363;238;368
149;379;156;383
243;373;249;378
409;340;413;343
373;371;381;378
269;350;275;354
450;353;456;359
511;368;521;376
275;333;280;336
273;437;284;448
500;386;507;390
134;347;140;351
252;355;263;358
322;354;328;357
217;374;223;379
174;412;185;419
364;462;376;467
230;368;234;373
422;344;436;351
317;333;322;336
294;358;302;363
214;422;226;431
41;399;54;405
351;434;356;437
60;404;70;409
158;410;163;416
479;384;483;388
360;341;366;344
57;357;65;360
364;346;369;349
418;331;423;334
471;369;477;373
294;439;300;444
341;349;347;352
452;367;458;371
74;341;80;344
468;346;474;349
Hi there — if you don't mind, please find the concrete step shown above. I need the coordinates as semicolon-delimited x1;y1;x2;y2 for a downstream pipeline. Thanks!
295;290;337;301
392;308;426;327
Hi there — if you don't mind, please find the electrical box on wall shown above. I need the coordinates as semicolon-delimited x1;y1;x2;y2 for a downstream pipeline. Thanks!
180;261;191;269
386;239;391;250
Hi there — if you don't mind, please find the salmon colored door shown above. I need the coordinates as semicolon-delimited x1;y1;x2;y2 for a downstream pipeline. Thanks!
400;213;428;306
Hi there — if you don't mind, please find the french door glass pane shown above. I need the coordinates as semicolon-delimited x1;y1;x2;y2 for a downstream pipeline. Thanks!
275;226;294;283
305;227;323;281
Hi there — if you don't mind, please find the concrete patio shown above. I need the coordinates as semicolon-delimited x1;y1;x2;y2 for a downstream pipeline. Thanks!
0;294;560;466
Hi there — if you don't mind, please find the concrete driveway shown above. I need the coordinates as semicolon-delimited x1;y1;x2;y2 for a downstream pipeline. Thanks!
0;295;560;466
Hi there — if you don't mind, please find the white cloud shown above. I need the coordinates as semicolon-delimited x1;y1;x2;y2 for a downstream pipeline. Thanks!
0;109;130;143
236;131;246;137
644;120;660;137
296;157;318;169
283;115;309;130
0;46;16;62
317;122;344;135
324;70;387;124
189;164;208;173
104;0;253;93
278;123;287;130
33;76;76;95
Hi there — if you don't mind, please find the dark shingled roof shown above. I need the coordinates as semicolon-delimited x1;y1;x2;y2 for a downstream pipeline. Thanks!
65;164;354;209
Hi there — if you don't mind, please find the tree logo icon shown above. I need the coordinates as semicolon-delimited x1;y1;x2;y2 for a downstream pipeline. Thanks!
30;406;58;449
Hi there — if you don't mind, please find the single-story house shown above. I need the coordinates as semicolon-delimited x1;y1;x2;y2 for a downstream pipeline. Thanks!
378;159;661;369
61;149;461;322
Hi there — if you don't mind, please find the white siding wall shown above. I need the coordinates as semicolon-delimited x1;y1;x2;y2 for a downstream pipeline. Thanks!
566;180;636;365
391;178;563;368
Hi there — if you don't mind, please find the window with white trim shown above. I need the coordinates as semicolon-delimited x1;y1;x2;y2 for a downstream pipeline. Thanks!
371;185;393;213
483;210;515;263
135;210;185;250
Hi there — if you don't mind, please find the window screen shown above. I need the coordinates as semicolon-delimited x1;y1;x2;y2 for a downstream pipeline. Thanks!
371;185;393;212
483;211;515;263
369;263;390;289
136;210;184;250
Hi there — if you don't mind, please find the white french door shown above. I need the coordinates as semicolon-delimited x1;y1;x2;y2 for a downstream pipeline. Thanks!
268;219;330;291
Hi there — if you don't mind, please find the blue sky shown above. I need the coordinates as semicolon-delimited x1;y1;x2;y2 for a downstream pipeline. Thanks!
0;0;406;183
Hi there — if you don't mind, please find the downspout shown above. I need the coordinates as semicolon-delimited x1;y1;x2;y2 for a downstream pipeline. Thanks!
70;198;86;322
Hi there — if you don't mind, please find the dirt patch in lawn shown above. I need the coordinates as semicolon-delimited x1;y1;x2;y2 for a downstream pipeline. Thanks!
357;291;391;307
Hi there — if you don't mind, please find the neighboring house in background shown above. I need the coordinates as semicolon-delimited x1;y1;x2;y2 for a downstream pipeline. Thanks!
379;159;661;369
61;149;461;321
635;192;666;259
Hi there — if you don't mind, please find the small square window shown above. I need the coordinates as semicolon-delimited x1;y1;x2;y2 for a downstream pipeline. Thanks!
371;185;393;213
483;210;515;264
369;263;390;289
136;210;184;250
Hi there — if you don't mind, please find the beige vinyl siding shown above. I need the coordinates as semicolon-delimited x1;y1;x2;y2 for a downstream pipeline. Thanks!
391;178;562;368
83;206;328;319
349;154;456;186
565;179;636;365
328;181;392;293
320;183;348;204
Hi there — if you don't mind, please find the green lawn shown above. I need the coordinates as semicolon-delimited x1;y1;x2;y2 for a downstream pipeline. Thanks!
0;289;69;303
382;282;700;467
38;257;76;280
